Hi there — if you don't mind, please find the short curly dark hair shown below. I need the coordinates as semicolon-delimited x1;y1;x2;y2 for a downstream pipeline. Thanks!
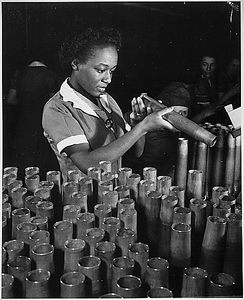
59;26;122;67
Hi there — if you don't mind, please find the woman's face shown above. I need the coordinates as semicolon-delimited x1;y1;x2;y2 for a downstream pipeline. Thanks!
71;46;118;97
201;56;216;78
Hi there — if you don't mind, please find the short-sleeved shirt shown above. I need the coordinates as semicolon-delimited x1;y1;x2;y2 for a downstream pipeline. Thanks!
42;79;130;182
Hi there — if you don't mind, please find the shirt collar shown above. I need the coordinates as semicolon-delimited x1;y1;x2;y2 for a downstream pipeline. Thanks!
60;78;111;117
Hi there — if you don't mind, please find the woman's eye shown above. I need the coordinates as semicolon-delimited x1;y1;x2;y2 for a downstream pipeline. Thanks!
96;69;105;73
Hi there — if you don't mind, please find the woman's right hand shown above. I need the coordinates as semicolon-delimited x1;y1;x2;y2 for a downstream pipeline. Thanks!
141;107;179;133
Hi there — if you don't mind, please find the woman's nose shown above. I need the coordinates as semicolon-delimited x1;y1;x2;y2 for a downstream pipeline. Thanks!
102;70;112;83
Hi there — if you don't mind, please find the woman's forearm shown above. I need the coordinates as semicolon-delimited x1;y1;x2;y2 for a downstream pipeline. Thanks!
67;122;147;173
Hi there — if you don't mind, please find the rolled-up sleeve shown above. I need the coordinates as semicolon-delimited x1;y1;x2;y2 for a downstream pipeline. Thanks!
42;97;88;154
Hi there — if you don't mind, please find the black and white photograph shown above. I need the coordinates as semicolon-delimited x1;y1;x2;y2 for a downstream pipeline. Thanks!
1;1;242;298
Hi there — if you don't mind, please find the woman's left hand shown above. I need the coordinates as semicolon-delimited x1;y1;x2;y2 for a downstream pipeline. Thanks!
130;96;147;121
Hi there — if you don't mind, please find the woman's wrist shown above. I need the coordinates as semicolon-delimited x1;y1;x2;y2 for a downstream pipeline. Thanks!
129;112;145;127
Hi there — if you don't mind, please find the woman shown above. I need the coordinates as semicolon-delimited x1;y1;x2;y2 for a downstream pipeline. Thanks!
42;26;175;182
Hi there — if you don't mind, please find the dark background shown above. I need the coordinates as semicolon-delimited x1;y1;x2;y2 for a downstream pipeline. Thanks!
2;1;240;112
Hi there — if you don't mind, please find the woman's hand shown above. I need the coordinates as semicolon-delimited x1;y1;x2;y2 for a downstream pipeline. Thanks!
130;96;147;121
141;107;179;133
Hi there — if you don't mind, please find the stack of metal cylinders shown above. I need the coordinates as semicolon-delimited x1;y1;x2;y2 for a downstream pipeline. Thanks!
1;140;242;298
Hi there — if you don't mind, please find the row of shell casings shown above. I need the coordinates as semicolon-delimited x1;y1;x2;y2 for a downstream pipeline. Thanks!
182;125;241;198
1;205;240;296
2;233;170;298
2;227;238;298
2;164;242;298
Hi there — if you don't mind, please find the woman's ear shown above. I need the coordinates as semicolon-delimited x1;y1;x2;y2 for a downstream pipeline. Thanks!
71;59;79;71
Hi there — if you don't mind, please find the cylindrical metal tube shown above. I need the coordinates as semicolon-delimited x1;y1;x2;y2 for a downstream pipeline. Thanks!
118;167;133;186
114;185;131;200
102;190;119;216
141;93;217;147
208;273;236;297
147;287;173;298
180;267;208;297
111;256;135;293
11;208;30;239
144;190;162;244
78;255;102;297
99;160;112;173
67;169;82;183
16;222;38;254
223;213;242;295
64;238;86;273
189;198;207;234
62;181;79;206
77;212;95;240
128;242;149;280
145;257;169;289
25;166;39;176
34;187;51;201
53;220;73;251
175;138;188;190
126;173;141;201
70;191;88;212
32;243;55;274
7;255;31;297
172;207;191;225
87;166;102;206
212;202;231;218
98;180;114;204
60;271;86;298
119;208;137;240
28;230;50;258
2;273;14;298
8;180;23;198
95;241;116;293
212;186;229;205
101;217;120;243
3;174;17;192
160;195;178;225
117;198;135;218
11;187;27;209
94;203;112;228
46;170;61;193
224;132;236;194
212;128;226;186
219;194;236;212
115;275;142;298
79;176;94;212
35;201;54;220
115;228;136;257
26;269;51;298
169;186;185;207
143;167;157;189
25;195;43;216
169;223;191;268
233;135;241;196
3;239;25;263
62;204;81;224
85;227;105;256
157;175;172;196
4;166;18;176
30;216;49;231
199;216;227;274
186;170;203;207
25;174;40;193
158;195;178;259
